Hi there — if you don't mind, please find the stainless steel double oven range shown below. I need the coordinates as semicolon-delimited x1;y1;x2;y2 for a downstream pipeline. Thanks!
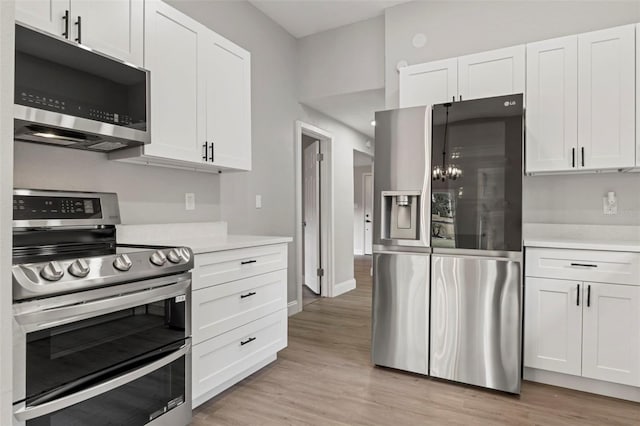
12;189;193;426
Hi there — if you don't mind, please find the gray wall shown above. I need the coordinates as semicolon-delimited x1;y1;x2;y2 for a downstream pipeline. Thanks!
298;15;385;101
385;0;640;108
14;142;221;224
385;0;640;228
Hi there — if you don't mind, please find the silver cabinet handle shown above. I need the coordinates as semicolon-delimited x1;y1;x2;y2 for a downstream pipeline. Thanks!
14;341;190;421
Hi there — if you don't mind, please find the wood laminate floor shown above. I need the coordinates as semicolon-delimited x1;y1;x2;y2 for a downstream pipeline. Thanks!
192;255;639;425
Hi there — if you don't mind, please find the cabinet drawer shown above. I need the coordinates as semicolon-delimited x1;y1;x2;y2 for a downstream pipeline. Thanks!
192;270;287;344
526;248;640;286
192;309;287;400
193;244;287;290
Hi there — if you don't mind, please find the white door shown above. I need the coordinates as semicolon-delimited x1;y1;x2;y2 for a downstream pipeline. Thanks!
578;25;636;170
458;45;525;100
399;58;458;108
71;0;144;67
582;283;640;386
363;173;373;255
525;36;578;173
204;31;251;170
143;1;202;163
303;141;320;295
15;0;69;38
524;277;583;376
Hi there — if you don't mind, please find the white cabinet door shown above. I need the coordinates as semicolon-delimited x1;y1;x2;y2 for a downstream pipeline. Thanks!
582;283;640;386
203;31;252;170
71;0;143;67
524;277;583;376
578;25;636;170
525;36;578;173
15;0;69;38
143;0;203;163
399;58;457;108
636;24;640;167
458;45;525;100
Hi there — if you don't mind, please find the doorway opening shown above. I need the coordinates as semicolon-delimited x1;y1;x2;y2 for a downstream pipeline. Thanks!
295;121;333;314
353;150;373;258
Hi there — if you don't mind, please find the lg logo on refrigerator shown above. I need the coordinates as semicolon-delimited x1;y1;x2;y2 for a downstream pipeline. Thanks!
504;100;517;107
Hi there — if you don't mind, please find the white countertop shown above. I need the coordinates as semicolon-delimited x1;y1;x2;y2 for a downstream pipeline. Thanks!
524;237;640;253
116;222;291;254
523;223;640;253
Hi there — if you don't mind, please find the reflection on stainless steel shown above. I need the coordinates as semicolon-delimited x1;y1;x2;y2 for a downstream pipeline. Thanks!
372;253;429;375
430;255;522;394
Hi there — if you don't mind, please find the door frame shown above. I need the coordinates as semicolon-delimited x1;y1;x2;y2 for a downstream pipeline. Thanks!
294;121;334;315
362;172;373;255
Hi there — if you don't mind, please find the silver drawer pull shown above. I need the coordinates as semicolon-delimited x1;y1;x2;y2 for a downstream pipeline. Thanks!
570;263;598;268
240;337;256;346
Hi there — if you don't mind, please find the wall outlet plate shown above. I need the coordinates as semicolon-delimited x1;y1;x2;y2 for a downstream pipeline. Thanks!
185;193;195;211
255;195;262;209
602;197;617;215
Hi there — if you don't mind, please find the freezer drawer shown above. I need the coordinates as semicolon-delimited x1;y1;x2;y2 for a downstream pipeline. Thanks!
372;252;429;375
430;255;522;393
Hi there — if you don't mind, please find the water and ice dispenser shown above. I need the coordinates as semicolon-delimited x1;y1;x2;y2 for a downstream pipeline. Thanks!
381;191;421;241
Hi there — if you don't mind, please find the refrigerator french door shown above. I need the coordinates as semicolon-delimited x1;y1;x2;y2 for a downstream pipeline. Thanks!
371;106;431;375
429;94;524;394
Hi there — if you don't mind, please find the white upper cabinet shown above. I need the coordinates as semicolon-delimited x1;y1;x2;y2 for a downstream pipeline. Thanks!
636;24;640;167
578;25;636;170
399;58;457;108
582;282;640;387
70;0;143;67
526;36;578;173
15;0;68;36
143;0;201;164
16;0;143;67
457;45;525;100
524;277;583;376
203;32;252;171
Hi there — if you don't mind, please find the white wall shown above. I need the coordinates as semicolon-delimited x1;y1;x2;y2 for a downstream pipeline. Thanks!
14;143;221;224
385;0;640;108
298;15;384;101
385;0;640;228
353;164;372;255
301;105;374;287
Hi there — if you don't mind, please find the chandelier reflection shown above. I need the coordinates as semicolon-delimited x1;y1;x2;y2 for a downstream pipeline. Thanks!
432;103;462;181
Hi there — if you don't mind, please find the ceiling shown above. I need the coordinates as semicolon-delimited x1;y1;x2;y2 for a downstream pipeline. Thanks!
249;0;409;38
303;89;384;138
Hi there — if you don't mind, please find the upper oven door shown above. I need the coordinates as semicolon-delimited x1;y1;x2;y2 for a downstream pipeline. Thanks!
12;274;191;408
14;24;150;152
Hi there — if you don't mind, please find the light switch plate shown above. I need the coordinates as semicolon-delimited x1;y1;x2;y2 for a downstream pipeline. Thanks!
185;193;195;211
255;195;262;209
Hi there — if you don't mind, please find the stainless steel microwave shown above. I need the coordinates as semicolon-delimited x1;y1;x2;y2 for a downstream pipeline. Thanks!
14;24;150;152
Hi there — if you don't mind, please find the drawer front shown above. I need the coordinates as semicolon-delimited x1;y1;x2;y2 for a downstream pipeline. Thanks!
525;248;640;286
193;244;287;290
192;270;287;344
192;309;287;399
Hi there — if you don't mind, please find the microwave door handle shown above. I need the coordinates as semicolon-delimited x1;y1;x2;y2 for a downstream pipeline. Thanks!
14;278;190;332
13;341;190;421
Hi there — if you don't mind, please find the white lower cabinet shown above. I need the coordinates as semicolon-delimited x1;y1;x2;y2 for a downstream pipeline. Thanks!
525;248;640;391
191;243;288;407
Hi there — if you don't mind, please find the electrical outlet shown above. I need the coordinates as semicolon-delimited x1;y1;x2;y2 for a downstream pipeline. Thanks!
185;193;195;211
602;195;617;215
255;195;262;209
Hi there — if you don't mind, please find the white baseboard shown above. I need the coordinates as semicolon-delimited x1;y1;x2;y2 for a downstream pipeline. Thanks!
524;367;640;402
287;300;300;316
333;278;356;297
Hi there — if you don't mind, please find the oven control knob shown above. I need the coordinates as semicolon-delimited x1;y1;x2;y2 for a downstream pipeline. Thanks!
167;248;183;264
68;259;90;278
40;261;64;281
150;250;167;266
179;247;192;263
113;254;133;271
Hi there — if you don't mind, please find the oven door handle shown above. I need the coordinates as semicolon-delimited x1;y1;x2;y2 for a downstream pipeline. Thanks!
14;279;189;332
13;340;191;421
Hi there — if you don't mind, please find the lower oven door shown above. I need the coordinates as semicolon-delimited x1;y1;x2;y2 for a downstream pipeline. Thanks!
12;274;192;426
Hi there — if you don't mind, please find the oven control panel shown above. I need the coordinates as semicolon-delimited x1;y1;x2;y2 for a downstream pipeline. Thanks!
13;195;102;220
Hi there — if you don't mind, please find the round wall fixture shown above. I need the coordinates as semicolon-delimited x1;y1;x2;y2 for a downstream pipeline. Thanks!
412;33;427;48
396;60;408;72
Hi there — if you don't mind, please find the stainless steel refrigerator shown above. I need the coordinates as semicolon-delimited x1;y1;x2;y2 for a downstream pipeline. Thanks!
372;94;524;393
